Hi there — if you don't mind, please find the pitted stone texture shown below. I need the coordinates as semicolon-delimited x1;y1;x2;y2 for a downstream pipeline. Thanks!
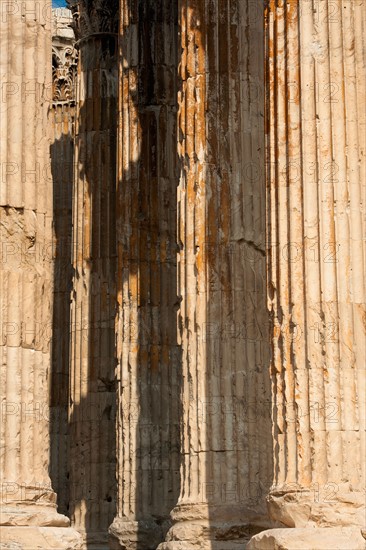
246;528;366;550
158;520;270;550
0;527;83;549
267;489;365;529
109;519;168;550
0;505;69;527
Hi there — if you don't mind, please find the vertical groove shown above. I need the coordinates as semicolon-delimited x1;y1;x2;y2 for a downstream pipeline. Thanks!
111;1;181;548
267;0;366;528
68;1;118;543
164;0;270;546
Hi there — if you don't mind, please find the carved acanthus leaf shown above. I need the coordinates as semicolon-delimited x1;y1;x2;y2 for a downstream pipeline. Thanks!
66;0;119;40
52;45;78;102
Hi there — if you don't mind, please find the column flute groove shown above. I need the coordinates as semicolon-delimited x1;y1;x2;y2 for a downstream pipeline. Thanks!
110;1;181;548
248;1;365;547
160;1;272;548
67;0;119;546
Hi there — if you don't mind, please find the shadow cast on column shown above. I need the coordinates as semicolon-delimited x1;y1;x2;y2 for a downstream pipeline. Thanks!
50;104;75;519
109;1;182;548
204;0;274;543
66;22;119;548
132;1;182;544
161;1;274;547
49;1;273;548
204;0;274;544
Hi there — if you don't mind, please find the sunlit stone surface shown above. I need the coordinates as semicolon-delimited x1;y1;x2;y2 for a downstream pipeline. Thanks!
1;1;364;549
0;3;81;548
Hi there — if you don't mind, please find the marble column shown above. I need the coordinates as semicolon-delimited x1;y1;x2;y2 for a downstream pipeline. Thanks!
109;1;181;548
159;0;273;548
67;0;119;547
248;1;366;548
0;1;81;547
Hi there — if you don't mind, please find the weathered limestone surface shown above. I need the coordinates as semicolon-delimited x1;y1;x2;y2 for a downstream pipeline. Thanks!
248;0;366;546
1;1;365;549
109;2;181;548
247;527;366;550
0;1;81;548
49;7;78;519
158;1;274;548
67;0;119;547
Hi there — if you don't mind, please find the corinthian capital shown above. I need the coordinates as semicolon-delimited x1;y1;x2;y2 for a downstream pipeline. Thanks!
66;0;119;41
52;45;78;102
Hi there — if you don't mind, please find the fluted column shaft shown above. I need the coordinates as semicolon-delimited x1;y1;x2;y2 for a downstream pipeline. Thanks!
109;2;181;549
160;1;272;547
0;3;81;547
68;1;119;545
0;0;66;525
265;0;365;529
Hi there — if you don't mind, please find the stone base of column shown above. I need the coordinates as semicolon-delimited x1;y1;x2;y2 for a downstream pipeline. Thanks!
0;504;72;527
1;503;83;548
157;521;266;550
157;503;272;549
247;527;366;550
0;527;83;549
267;488;365;528
109;518;171;550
